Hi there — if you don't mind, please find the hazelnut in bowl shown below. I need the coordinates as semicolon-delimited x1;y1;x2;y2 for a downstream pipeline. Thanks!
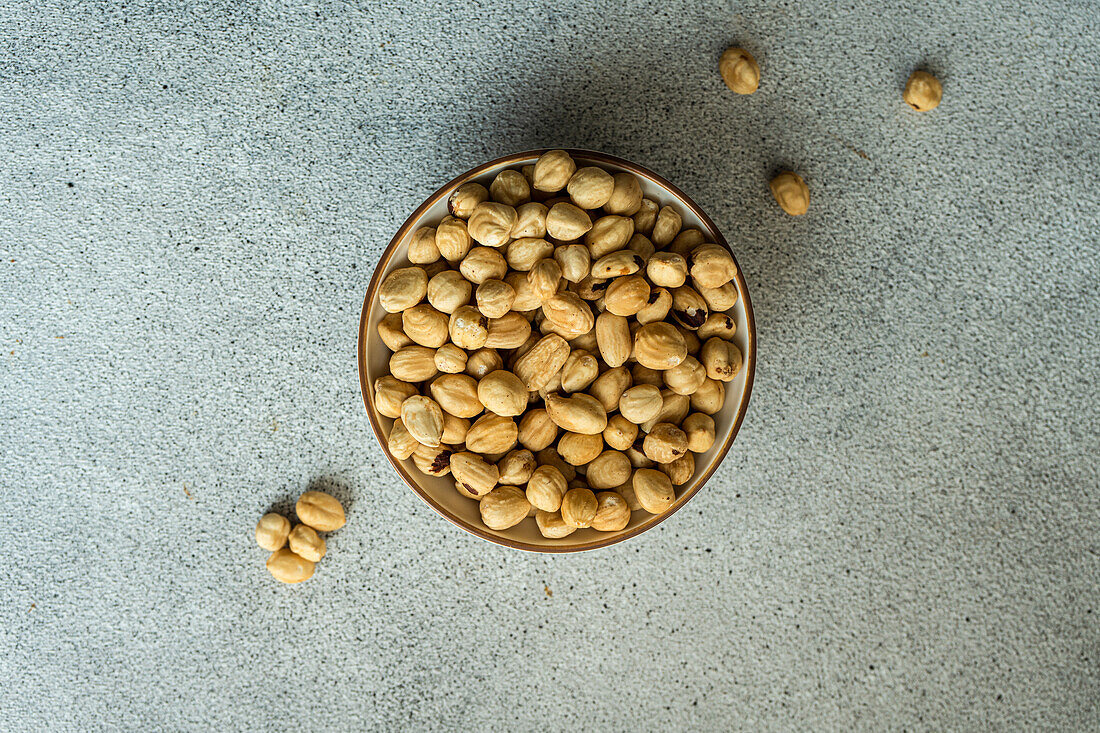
358;150;755;552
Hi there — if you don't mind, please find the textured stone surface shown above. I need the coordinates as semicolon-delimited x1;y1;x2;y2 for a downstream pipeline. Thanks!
1;0;1098;729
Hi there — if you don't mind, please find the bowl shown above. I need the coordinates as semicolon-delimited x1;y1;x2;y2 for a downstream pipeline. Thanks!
358;149;755;552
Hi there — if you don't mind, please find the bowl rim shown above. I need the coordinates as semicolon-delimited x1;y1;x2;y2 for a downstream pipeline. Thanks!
357;149;756;552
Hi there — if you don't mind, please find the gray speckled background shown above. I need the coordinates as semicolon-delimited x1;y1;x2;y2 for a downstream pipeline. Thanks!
1;0;1098;730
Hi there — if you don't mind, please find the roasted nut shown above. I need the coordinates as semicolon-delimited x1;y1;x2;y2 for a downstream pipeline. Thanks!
670;286;709;330
603;415;638;451
536;510;577;538
287;524;326;562
255;513;291;551
561;487;598;528
455;479;483;501
526;464;568;512
770;172;809;216
585;215;635;258
374;376;418;418
570;327;599;353
477;370;527;416
682;413;716;453
546;202;593;241
560;349;600;393
529;259;564;302
378;312;413;351
533;150;577;192
632;198;659;235
669;228;705;259
468;202;518;247
697;282;738;311
485;312;532;349
632;469;675;514
697;312;737;341
690;244;737;289
513;334;570;390
613;481;643;511
489;169;531;206
631;363;664;387
701;337;743;382
626;446;655;469
441;412;470;445
449;306;489;350
720;46;760;94
464;413;518;454
460;246;507;285
408;226;440;264
387;418;419;459
436;215;472;261
603;275;650;317
465;348;504;379
651;206;682;247
604;172;643;216
904;70;942;112
679;326;702;356
511;203;548;239
542;291;594;338
379;267;428;313
640;390;690;433
545;393;608;435
660;452;695;485
475;279;515;319
499;449;536;485
267;548;315;584
426;270;472;314
506;236;553;271
643;422;689;464
619;385;664;424
429;373;483;418
588;450;632;490
449;182;489;219
504;271;544;310
574;276;609;301
591;250;645;279
480;485;530;529
555;244;591;283
632;288;670;326
690;377;725;414
594;312;631;368
451;451;501;497
589;366;632;412
558;431;605;465
567;166;615;209
591;491;631;531
296;490;346;532
400;395;445;447
518;409;558;451
634;323;687;370
626;232;656;260
536;447;577;482
412;443;454;476
664;355;706;395
401;304;449;348
390;345;439;382
434;343;468;374
647;252;688;288
537;366;563;398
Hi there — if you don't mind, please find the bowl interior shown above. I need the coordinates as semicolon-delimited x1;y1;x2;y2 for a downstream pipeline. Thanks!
359;150;755;551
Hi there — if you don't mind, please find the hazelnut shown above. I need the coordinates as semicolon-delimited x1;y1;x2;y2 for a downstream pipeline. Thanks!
719;47;760;95
532;150;577;193
769;172;809;216
567;166;615;209
904;70;942;111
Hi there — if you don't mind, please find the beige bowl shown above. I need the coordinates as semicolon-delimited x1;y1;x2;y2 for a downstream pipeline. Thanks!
358;150;755;551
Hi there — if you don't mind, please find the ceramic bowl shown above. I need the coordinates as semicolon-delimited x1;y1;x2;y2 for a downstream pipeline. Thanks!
358;150;755;551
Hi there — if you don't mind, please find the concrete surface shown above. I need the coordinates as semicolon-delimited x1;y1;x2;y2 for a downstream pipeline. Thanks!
1;0;1098;730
